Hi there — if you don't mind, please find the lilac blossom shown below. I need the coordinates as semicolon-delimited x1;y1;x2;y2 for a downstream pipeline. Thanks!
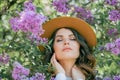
12;62;30;80
52;0;70;14
113;75;120;80
104;38;120;55
74;6;94;24
30;73;46;80
107;28;118;36
29;34;48;45
108;10;120;21
0;52;10;64
115;38;120;48
9;0;47;45
104;42;115;51
105;0;118;6
111;47;120;55
24;0;36;11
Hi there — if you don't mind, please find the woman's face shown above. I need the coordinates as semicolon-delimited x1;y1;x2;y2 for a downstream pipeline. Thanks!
53;28;80;60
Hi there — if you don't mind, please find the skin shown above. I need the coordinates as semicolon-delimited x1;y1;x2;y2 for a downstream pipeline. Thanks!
51;28;85;80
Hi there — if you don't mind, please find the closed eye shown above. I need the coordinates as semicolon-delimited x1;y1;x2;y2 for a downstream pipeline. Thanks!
56;39;63;42
70;38;77;41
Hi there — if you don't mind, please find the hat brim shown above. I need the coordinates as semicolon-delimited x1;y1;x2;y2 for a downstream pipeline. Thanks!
41;16;97;47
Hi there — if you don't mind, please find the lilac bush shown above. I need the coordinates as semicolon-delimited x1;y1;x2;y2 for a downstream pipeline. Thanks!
0;0;120;80
108;10;120;21
12;62;30;80
52;0;70;14
107;28;118;36
113;75;120;80
52;0;94;24
9;0;47;45
74;6;94;24
105;0;118;6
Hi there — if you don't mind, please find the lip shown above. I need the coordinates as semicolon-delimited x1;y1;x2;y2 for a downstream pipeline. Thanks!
62;47;72;51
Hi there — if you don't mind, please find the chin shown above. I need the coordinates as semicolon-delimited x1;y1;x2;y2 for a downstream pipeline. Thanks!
57;56;78;60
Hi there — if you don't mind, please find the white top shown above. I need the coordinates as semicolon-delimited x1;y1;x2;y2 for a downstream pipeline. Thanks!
54;73;83;80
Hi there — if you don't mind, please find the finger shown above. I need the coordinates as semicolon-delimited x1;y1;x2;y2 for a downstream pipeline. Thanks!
51;53;56;66
51;53;55;62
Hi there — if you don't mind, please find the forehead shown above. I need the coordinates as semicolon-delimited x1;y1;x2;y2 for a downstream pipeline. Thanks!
55;28;74;36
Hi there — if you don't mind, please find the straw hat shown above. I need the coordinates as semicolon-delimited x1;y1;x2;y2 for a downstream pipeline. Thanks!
41;16;97;47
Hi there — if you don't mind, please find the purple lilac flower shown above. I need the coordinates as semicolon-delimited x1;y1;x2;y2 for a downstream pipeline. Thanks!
103;76;112;80
115;38;120;48
12;62;30;80
0;53;10;64
9;1;47;45
104;42;115;51
105;0;118;6
30;73;45;80
108;10;120;21
52;0;70;14
111;47;120;55
29;34;48;45
104;38;120;55
107;28;118;36
74;6;94;24
24;0;36;11
113;75;120;80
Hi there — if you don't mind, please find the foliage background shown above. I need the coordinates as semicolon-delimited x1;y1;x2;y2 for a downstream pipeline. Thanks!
0;0;120;80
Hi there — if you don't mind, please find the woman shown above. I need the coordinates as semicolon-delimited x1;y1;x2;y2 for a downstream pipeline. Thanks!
41;17;97;80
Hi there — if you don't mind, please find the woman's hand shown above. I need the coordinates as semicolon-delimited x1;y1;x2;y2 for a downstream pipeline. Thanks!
72;65;85;80
51;53;65;74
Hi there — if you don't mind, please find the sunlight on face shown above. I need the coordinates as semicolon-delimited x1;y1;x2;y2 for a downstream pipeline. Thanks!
53;28;80;60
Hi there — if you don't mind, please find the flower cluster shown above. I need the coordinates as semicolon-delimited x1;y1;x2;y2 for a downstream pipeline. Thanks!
113;75;120;80
12;62;30;80
109;10;120;21
29;73;46;80
52;0;70;14
107;28;118;36
0;52;10;64
105;0;120;21
105;0;118;6
52;0;94;24
104;38;120;55
74;6;94;24
12;62;48;80
9;0;47;45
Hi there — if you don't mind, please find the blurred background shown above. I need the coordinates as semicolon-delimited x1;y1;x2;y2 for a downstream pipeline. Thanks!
0;0;120;80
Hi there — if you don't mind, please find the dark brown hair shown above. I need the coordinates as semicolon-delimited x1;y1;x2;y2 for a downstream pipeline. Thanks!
44;27;96;80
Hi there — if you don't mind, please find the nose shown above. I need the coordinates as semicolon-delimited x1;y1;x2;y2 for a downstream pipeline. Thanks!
64;39;69;45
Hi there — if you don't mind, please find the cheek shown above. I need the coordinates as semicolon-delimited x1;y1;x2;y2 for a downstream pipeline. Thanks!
53;43;64;59
72;43;80;56
53;43;62;54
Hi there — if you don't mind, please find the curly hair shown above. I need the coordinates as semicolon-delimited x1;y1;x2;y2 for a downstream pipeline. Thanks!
44;27;96;80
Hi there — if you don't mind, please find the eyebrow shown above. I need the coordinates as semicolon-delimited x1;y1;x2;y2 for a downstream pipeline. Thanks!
55;34;74;38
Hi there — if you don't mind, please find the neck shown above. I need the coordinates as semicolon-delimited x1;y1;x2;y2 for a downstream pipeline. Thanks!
59;59;76;77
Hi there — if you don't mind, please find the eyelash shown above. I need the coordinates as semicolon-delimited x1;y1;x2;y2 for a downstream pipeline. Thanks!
70;38;76;40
